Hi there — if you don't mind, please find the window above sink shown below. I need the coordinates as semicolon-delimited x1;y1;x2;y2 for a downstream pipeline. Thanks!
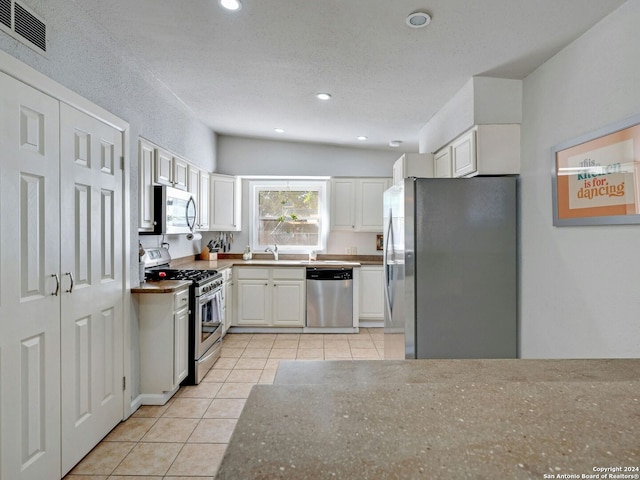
249;179;328;254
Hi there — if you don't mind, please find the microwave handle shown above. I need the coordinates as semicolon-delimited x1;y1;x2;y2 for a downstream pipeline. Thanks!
186;195;197;232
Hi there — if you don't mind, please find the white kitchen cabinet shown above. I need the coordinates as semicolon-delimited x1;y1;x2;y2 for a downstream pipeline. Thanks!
233;267;305;327
271;268;306;327
451;129;476;177
331;177;392;232
198;171;211;231
221;268;233;335
434;146;452;178
172;156;189;190
359;265;384;324
187;165;202;230
356;178;390;232
441;124;520;178
139;139;156;231
173;297;190;385
137;286;190;403
330;178;357;230
188;165;200;201
154;147;173;186
153;147;189;190
211;173;241;231
235;268;270;326
392;153;434;184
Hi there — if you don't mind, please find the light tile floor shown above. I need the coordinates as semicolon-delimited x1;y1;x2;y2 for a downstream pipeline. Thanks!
64;328;383;479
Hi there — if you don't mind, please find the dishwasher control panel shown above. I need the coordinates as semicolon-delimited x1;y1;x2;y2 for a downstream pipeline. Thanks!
306;268;353;280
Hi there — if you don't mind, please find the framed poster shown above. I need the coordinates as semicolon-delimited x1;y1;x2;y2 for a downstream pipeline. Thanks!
552;114;640;226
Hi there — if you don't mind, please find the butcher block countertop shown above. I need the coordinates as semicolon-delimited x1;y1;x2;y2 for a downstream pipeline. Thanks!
217;359;640;480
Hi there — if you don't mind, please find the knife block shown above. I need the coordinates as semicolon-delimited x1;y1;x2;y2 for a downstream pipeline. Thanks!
200;248;218;261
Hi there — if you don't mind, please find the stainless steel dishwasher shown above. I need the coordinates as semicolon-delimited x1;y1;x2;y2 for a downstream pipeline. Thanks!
306;268;353;327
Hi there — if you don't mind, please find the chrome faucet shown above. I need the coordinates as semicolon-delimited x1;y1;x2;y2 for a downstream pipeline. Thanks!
265;244;279;261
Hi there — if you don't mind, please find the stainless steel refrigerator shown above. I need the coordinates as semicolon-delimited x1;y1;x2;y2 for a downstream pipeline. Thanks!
383;177;517;359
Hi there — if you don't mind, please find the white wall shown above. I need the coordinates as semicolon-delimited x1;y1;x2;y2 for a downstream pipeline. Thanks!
213;135;397;256
519;0;640;357
0;0;217;277
217;135;397;177
418;77;523;155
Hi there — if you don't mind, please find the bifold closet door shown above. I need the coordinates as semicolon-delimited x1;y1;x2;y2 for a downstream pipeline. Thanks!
59;103;125;475
0;72;62;480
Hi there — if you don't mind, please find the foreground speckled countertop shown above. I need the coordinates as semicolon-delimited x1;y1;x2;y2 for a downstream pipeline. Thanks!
216;359;640;480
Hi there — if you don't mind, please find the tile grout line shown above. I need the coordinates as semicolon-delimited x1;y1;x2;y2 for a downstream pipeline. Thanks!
66;329;382;479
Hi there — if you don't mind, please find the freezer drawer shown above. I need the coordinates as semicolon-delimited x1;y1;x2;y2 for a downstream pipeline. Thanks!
306;268;353;328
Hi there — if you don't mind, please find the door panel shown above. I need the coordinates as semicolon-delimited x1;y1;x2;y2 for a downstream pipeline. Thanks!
0;72;61;480
272;282;304;326
59;103;124;475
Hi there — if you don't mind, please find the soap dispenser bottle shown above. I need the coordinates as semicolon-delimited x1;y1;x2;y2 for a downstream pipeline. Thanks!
243;245;252;260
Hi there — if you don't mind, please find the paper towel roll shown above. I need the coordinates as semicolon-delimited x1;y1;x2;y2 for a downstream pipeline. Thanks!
186;232;202;241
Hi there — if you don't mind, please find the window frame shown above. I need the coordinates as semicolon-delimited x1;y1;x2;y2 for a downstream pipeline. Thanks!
249;179;329;254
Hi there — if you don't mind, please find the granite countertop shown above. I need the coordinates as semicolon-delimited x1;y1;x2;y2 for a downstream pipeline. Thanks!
132;256;382;292
217;359;640;480
172;254;383;271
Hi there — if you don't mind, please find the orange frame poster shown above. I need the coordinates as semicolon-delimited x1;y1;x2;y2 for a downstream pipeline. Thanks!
552;116;640;225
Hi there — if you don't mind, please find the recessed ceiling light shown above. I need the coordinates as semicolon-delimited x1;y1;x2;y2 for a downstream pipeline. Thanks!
316;92;332;101
357;136;368;141
406;11;431;28
219;0;242;11
389;140;402;148
274;128;285;133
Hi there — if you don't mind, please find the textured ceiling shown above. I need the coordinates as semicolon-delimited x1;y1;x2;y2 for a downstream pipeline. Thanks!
76;0;625;151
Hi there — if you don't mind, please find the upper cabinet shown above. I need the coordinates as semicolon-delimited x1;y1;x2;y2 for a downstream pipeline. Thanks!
154;147;173;186
187;165;209;230
356;178;390;232
330;178;356;230
153;146;188;190
198;172;211;231
435;124;520;178
139;139;156;232
210;173;241;231
331;177;391;232
172;156;189;190
392;153;434;184
434;146;452;178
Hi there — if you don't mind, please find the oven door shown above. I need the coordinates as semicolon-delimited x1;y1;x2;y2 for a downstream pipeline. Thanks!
195;287;223;359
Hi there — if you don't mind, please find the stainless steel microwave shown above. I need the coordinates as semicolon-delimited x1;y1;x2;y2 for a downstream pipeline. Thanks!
141;185;197;235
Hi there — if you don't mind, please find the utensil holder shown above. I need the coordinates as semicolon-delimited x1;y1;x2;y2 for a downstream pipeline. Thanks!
200;248;218;261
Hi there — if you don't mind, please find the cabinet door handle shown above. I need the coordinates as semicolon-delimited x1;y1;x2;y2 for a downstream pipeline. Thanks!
51;274;60;296
65;272;74;293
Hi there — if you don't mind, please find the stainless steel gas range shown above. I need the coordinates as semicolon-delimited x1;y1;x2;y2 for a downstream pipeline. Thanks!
144;248;223;384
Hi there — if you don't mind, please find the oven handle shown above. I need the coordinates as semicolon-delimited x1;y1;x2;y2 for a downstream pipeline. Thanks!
198;286;223;305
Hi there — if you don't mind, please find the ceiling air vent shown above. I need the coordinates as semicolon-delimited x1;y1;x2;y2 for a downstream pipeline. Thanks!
0;0;11;29
0;0;46;55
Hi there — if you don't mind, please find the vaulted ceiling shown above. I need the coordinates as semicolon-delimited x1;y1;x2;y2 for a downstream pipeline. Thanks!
77;0;626;151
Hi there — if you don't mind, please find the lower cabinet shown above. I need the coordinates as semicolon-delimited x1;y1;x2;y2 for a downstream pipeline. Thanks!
137;286;190;403
234;267;306;327
222;268;233;335
359;265;384;324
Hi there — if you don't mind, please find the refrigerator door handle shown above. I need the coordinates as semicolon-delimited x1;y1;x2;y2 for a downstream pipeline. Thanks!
383;210;394;321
